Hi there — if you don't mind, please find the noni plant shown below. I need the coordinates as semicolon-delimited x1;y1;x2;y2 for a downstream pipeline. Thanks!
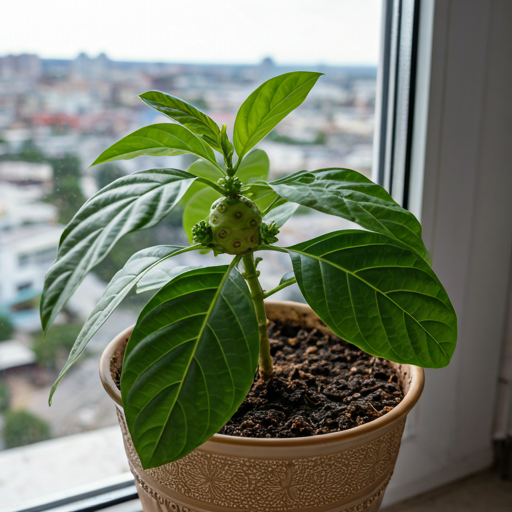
40;72;457;469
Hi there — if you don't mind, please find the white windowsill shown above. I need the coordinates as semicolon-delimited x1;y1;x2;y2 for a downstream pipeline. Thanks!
1;426;130;510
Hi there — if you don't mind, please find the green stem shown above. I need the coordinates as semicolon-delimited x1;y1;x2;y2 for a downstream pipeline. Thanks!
242;253;273;380
196;177;227;196
257;244;288;254
262;277;297;299
261;196;281;216
233;154;244;174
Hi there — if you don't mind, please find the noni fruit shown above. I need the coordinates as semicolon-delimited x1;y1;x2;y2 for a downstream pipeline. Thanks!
209;195;261;254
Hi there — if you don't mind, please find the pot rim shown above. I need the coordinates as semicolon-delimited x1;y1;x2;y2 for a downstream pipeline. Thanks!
99;300;424;448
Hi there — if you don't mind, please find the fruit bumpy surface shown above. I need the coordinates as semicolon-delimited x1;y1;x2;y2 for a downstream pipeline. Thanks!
209;195;261;254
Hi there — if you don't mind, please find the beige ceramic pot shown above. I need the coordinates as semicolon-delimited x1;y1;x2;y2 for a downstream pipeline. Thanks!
100;301;424;512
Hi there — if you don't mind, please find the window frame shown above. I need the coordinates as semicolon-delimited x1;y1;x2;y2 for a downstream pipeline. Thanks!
383;0;512;505
10;474;137;512
372;0;421;209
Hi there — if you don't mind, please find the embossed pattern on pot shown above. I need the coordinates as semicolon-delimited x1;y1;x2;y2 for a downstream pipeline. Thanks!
117;407;404;511
134;472;394;512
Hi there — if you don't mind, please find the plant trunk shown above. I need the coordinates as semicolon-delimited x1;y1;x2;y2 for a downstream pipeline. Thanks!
242;253;273;380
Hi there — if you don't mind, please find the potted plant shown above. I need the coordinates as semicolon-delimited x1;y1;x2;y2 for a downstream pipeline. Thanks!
41;71;457;512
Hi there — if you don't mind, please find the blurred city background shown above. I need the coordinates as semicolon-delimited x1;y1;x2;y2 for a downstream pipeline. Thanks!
0;52;376;461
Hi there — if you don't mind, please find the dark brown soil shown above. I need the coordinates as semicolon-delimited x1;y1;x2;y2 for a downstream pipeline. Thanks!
219;320;404;438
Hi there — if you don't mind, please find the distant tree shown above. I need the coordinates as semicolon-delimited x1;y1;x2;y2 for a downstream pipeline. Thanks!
266;130;326;146
18;140;46;163
3;410;51;448
94;163;124;190
32;323;82;369
48;175;86;224
47;153;81;180
0;381;10;413
0;140;45;163
46;154;86;224
92;228;164;284
0;313;14;341
92;208;186;285
314;131;327;145
192;97;209;111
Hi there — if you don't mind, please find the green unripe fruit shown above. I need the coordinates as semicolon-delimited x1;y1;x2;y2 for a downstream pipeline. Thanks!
209;195;261;254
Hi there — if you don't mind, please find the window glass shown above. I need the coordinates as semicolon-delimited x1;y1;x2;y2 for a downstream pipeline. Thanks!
0;0;381;506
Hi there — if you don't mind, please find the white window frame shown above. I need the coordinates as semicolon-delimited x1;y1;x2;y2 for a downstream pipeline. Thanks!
381;0;512;505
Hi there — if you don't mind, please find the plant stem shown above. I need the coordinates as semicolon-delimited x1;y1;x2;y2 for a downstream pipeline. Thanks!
242;253;273;380
196;177;227;195
262;277;297;299
261;196;281;216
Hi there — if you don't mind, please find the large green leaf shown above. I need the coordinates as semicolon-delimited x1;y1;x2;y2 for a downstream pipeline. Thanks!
139;91;222;151
264;201;299;227
187;159;225;182
243;183;279;212
182;150;270;242
91;123;220;170
183;186;221;243
40;169;196;334
286;230;457;368
136;265;199;294
121;265;259;468
267;168;430;263
236;149;269;182
49;245;194;404
233;71;322;160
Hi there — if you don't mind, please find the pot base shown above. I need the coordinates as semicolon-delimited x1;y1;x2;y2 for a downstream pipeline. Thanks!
134;473;388;512
117;404;402;512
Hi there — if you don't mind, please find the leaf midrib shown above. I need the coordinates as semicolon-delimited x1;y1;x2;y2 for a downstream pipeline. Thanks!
48;246;194;404
144;94;218;136
144;264;237;461
239;75;318;156
288;245;450;360
61;175;195;249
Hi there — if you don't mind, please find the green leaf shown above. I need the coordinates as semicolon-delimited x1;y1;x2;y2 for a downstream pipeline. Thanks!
40;169;196;334
243;183;279;212
49;245;193;404
183;186;221;244
236;149;269;182
187;159;225;182
279;271;295;285
136;265;200;294
220;124;234;168
121;265;259;468
139;91;222;152
91;123;220;170
286;230;457;368
268;168;430;263
264;201;299;227
233;71;323;159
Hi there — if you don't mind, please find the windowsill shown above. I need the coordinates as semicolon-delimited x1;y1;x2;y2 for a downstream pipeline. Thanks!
1;426;130;509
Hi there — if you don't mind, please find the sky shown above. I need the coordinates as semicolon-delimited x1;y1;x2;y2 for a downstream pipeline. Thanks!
1;0;382;65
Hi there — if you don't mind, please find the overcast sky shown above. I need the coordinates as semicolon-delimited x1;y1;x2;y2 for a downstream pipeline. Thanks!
1;0;382;65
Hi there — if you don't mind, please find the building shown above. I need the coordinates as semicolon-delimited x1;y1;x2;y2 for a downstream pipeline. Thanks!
0;223;62;331
0;161;53;193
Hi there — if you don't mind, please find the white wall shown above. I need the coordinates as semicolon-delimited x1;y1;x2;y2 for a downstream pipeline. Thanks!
383;0;512;505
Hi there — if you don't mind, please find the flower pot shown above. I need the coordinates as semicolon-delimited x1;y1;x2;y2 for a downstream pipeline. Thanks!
100;301;424;512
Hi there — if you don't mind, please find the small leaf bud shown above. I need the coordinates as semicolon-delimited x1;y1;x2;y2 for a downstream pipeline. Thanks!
261;221;280;245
